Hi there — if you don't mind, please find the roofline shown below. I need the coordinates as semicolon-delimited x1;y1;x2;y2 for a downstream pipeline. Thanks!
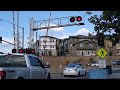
40;36;59;39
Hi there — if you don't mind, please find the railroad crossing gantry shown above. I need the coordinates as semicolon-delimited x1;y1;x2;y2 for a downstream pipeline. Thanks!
29;15;84;57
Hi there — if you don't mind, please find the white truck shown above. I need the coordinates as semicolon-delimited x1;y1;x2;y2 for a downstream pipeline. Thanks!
0;53;51;79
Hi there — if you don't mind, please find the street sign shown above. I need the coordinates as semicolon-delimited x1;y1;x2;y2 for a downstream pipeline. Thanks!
99;60;106;68
97;48;107;58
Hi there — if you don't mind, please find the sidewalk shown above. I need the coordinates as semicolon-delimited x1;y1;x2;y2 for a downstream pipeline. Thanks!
108;73;120;79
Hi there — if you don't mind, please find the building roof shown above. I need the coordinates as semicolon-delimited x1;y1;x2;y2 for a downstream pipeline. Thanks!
69;35;97;39
40;36;59;39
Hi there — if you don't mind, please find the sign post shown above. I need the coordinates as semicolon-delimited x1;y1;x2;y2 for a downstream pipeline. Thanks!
97;48;108;68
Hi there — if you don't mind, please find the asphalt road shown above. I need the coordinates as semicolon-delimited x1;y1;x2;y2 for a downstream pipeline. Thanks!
51;73;87;79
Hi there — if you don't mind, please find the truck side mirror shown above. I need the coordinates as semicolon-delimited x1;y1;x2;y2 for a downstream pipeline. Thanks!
44;62;50;68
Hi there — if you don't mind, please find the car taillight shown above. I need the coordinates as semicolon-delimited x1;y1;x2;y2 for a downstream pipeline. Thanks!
0;71;6;79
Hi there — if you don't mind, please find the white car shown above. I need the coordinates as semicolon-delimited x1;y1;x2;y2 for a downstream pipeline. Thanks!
63;63;86;77
90;62;99;67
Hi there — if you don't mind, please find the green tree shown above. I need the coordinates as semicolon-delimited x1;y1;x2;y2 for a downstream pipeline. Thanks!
86;11;120;45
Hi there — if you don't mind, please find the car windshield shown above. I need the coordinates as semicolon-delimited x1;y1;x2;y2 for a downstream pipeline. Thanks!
67;64;78;67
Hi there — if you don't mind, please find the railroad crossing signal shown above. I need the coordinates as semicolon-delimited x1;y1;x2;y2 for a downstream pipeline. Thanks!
70;16;82;23
97;48;107;58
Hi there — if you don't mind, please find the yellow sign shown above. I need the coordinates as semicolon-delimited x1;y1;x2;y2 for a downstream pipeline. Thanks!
97;48;107;58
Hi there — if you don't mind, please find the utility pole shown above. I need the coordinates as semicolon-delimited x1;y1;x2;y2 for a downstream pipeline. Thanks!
13;11;16;49
44;11;52;56
17;11;19;53
22;27;24;49
36;32;38;55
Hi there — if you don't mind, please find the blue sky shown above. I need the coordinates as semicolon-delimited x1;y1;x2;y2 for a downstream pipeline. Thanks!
0;11;102;53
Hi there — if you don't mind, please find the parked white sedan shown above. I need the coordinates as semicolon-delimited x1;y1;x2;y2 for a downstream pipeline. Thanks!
63;63;86;77
90;62;99;67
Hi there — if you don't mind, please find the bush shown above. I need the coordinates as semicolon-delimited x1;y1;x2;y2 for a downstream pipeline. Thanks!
89;58;94;62
66;60;70;65
77;58;81;62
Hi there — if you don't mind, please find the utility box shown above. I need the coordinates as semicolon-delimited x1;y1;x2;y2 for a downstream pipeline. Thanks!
87;69;108;79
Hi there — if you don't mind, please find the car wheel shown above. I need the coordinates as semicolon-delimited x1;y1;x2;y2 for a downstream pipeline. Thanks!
78;71;80;76
84;71;87;76
47;73;51;79
18;77;24;79
64;75;67;77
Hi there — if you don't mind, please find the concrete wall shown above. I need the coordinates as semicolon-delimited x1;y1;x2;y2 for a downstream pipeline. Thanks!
42;56;120;73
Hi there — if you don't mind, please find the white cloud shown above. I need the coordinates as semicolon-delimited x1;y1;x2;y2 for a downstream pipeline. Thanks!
74;28;91;36
39;23;64;32
57;28;96;39
59;35;69;39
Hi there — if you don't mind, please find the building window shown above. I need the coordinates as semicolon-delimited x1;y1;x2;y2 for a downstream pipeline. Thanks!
43;45;47;48
82;52;83;55
85;43;87;48
89;44;93;47
80;44;83;47
50;45;54;48
92;51;94;53
88;52;89;55
117;51;119;53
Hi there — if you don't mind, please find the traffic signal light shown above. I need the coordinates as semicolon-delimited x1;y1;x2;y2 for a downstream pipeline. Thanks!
25;49;31;54
70;16;82;23
19;49;25;53
98;33;104;47
12;49;16;53
31;49;35;54
0;37;2;43
25;48;35;54
70;17;75;22
76;16;82;22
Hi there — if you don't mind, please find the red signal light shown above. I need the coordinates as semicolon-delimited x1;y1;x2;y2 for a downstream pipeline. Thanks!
12;49;16;53
19;49;23;53
70;17;75;22
19;49;25;53
76;16;82;22
31;49;35;54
